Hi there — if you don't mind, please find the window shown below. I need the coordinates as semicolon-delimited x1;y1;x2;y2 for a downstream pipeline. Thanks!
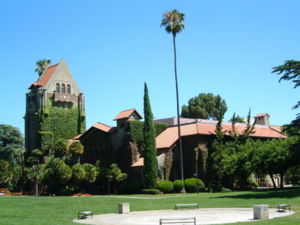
56;83;60;93
61;84;65;93
67;84;71;94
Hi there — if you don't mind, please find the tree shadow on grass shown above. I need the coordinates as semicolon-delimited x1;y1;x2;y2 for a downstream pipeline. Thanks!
211;188;300;199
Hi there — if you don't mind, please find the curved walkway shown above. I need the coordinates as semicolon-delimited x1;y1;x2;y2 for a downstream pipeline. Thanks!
74;208;294;225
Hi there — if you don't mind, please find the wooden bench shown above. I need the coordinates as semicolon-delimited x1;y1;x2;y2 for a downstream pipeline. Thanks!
77;211;92;219
175;203;199;210
278;204;291;212
159;217;196;225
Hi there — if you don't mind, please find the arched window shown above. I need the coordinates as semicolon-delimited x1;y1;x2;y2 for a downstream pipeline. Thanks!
56;83;60;93
61;84;65;93
67;84;71;94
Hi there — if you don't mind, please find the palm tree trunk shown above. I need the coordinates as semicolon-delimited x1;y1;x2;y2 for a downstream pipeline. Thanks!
173;34;185;192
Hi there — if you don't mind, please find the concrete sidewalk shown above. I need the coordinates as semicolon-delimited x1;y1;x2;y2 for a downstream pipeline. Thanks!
74;208;294;225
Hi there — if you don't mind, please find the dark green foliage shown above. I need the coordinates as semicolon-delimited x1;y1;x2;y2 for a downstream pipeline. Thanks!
119;180;143;194
71;163;86;183
43;157;72;189
83;163;98;183
0;124;24;163
229;113;245;123
157;180;174;193
68;141;84;155
173;179;184;192
35;59;51;76
184;178;205;192
126;120;168;143
0;160;21;189
181;93;228;120
273;60;300;129
142;83;158;188
141;188;161;195
53;138;68;156
39;102;85;153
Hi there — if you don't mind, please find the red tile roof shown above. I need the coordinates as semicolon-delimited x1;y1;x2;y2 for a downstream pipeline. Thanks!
29;64;58;89
254;113;270;118
93;122;112;133
113;108;142;121
156;122;287;149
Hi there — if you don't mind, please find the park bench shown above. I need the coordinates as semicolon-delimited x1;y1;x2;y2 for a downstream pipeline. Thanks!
77;211;92;219
175;203;199;210
278;204;291;212
159;217;196;225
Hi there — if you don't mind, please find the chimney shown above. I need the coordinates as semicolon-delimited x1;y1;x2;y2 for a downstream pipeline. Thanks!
254;113;270;126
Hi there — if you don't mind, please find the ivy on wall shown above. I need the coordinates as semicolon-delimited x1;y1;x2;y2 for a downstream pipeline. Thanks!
39;98;86;152
125;120;168;144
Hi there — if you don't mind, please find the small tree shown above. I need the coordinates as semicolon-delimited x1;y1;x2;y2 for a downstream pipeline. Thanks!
182;93;228;120
142;83;158;188
35;59;51;76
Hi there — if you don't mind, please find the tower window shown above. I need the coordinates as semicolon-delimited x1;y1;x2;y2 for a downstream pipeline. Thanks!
62;84;65;93
67;84;71;94
56;83;60;93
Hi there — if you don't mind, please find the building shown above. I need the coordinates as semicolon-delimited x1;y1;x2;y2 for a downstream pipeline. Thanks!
76;109;286;181
25;59;85;154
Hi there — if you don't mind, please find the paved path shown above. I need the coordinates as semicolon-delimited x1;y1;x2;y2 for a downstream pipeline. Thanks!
74;208;294;225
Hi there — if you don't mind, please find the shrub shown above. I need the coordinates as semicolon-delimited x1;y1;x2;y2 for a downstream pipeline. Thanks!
141;188;161;195
157;180;174;193
71;163;86;183
184;178;205;192
173;180;184;193
119;180;143;194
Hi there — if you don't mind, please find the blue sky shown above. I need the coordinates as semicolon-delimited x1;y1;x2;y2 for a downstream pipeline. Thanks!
1;0;299;133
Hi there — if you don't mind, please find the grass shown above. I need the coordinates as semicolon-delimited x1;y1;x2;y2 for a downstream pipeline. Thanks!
0;188;299;225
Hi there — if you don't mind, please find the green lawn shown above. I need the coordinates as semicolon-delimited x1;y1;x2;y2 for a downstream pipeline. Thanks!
0;188;299;225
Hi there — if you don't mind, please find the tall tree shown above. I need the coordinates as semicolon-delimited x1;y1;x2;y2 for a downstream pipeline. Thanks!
272;60;300;128
35;59;51;76
0;124;25;191
142;83;158;188
161;9;185;184
182;93;228;120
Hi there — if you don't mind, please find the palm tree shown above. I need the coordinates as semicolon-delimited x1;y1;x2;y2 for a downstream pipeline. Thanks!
161;9;185;188
35;59;51;76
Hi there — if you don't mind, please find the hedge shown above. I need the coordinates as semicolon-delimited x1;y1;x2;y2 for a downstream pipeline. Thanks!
184;178;205;192
157;180;174;193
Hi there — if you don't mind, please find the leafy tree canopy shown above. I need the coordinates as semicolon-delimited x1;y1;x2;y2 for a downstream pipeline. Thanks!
272;60;300;129
0;124;24;163
35;59;51;77
181;93;228;120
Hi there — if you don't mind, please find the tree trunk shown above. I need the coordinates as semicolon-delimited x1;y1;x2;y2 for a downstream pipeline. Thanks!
173;34;185;193
269;173;276;189
35;181;39;196
280;173;284;188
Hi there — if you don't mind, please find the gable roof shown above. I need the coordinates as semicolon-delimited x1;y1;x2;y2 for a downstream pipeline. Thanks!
113;108;143;121
156;120;287;149
29;64;58;89
78;122;113;140
93;122;113;133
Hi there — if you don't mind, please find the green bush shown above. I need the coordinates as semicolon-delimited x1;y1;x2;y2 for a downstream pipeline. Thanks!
173;180;184;193
184;178;205;192
141;188;161;195
71;163;86;183
157;180;174;193
119;180;143;194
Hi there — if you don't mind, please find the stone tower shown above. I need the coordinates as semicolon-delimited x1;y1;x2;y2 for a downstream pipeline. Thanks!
25;59;85;153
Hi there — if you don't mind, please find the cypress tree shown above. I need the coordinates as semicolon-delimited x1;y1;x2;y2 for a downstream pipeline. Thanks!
142;83;158;188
